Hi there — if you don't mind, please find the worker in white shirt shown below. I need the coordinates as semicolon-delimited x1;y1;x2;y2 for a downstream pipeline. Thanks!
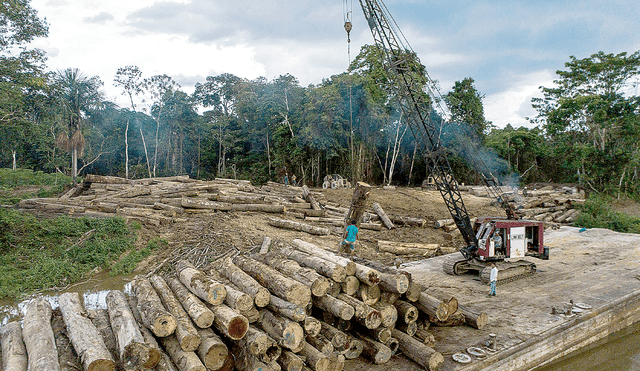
489;263;498;297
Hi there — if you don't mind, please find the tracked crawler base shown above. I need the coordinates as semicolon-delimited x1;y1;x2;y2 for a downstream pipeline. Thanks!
443;254;536;284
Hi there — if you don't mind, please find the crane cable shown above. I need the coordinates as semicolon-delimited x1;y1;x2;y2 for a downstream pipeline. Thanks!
344;0;355;180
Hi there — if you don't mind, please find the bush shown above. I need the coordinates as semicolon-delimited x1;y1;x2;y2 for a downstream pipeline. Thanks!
574;196;640;234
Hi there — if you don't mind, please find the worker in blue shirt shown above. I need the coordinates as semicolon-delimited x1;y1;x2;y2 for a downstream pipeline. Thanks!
340;219;359;254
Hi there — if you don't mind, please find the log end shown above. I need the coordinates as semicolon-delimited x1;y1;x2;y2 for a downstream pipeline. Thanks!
339;306;355;321
344;262;356;276
195;311;215;328
202;343;229;370
429;351;445;371
208;284;228;305
227;316;249;340
151;314;177;337
181;334;202;352
374;346;392;364
364;310;383;330
315;358;331;371
87;359;115;371
282;323;305;350
311;279;331;297
122;342;150;370
471;312;489;330
396;275;410;294
254;289;272;308
288;286;312;308
331;268;347;283
142;348;162;369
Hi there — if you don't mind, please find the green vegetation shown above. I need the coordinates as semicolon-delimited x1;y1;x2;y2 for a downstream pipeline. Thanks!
0;169;73;204
111;237;167;276
574;196;640;234
0;208;137;298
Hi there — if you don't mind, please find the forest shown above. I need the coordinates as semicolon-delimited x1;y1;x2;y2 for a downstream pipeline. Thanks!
2;1;640;197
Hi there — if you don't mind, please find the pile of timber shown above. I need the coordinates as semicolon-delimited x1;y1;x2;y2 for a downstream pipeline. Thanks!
1;239;487;371
15;175;326;228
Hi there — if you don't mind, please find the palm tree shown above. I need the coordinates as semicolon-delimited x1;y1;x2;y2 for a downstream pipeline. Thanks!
53;68;104;184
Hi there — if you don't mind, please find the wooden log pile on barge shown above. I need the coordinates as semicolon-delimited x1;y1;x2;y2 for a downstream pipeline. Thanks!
0;238;488;371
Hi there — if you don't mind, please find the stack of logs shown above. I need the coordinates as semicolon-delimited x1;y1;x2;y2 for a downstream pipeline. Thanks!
1;240;487;371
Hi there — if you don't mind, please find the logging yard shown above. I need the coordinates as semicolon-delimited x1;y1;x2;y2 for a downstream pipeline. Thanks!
2;174;640;371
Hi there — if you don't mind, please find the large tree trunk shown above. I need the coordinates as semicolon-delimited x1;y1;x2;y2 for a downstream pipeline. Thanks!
267;218;330;236
341;276;360;296
298;342;330;371
277;350;305;371
165;276;214;328
291;240;356;276
267;295;306;322
252;253;330;297
391;329;444;371
1;322;28;371
22;298;60;371
357;283;380;306
86;309;120;366
233;255;311;307
159;335;206;371
345;182;371;228
280;247;346;283
312;295;354;321
372;202;395;229
216;259;271;307
58;292;115;371
372;303;398;328
354;334;392;365
176;260;227;305
394;300;419;324
255;310;303;351
302;185;321;210
336;294;381;330
415;292;450;322
352;262;381;286
106;290;150;370
196;328;228;371
458;304;488;329
126;294;163;369
150;275;201;352
205;304;248;341
132;276;177;337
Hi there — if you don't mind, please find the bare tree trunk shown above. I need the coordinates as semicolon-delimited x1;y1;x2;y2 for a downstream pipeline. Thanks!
388;120;407;186
125;120;129;179
408;142;417;186
12;149;16;170
72;147;78;185
140;127;152;178
154;118;160;177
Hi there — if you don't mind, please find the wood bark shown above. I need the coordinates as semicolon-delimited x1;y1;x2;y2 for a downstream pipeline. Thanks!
415;292;450;322
302;185;321;210
267;295;306;322
312;295;354;321
377;272;409;294
252;253;330;297
22;298;61;371
318;322;349;352
372;202;395;229
391;329;444;371
372;303;398;328
305;334;333;355
404;281;425;302
233;255;311;307
430;310;465;327
256;310;304;351
150;275;201;352
126;294;162;369
105;290;150;370
1;321;27;371
377;240;439;255
458;304;488;329
216;259;271;307
379;291;401;305
238;326;278;360
387;215;426;227
336;294;381;329
278;350;305;371
352;262;381;286
195;328;228;371
354;334;392;365
345;182;371;228
298;342;330;371
208;304;249;340
165;276;214;328
414;328;435;347
223;284;255;312
303;317;321;337
58;292;115;371
87;309;120;366
159;335;206;371
176;260;227;305
268;218;330;236
132;276;177;337
396;321;417;336
280;247;346;283
291;240;356;276
240;306;260;324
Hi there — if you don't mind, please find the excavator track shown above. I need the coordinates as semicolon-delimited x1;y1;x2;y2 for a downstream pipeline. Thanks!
442;255;470;276
479;260;536;284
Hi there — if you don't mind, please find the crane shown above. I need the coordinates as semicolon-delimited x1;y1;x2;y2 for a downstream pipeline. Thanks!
354;0;549;282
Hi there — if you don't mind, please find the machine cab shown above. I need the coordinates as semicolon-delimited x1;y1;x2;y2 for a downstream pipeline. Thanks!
474;217;547;261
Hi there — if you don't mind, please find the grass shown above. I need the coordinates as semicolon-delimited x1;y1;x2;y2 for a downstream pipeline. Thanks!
111;237;167;276
574;195;640;234
0;168;74;204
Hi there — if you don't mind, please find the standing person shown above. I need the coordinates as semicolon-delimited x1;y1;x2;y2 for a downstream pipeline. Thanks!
489;263;498;297
340;220;359;254
291;174;297;186
284;173;289;185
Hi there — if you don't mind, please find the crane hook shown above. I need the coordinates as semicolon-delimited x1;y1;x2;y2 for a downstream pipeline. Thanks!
344;21;352;43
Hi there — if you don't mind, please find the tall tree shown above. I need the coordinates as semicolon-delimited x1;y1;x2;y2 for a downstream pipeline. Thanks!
143;74;179;176
445;78;490;138
114;65;145;178
52;68;104;184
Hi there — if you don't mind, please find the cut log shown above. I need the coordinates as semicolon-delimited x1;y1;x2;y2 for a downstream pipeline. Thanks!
396;321;417;336
371;202;395;229
379;291;401;305
268;296;306;322
208;304;249;340
377;272;409;294
430;310;465;327
291;240;356;276
132;276;177;337
280;247;346;283
165;276;214;328
384;337;399;354
175;260;227;305
125;294;163;369
340;276;360;296
404;281;425;302
458;305;488;329
352;262;380;286
238;326;278;359
158;335;206;371
86;309;120;365
345;182;371;228
318;322;349;352
22;298;60;371
298;342;330;371
354;334;392;364
342;337;363;359
414;328;435;347
260;236;272;254
150;275;200;352
312;296;354;321
434;219;454;228
216;259;271;307
357;283;380;306
302;185;321;210
336;294;381;329
391;329;444;371
372;303;398;328
252;253;331;297
105;291;150;370
278;351;305;371
256;310;304;351
305;334;333;355
327;279;342;297
1;322;27;371
58;292;115;371
415;292;449;322
156;351;180;371
303;317;321;337
233;255;311;307
394;300;419;324
240;305;260;324
377;240;439;255
85;174;132;184
388;215;426;227
268;218;330;236
223;284;255;313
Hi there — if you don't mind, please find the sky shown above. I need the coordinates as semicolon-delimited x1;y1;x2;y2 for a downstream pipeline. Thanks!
29;0;640;129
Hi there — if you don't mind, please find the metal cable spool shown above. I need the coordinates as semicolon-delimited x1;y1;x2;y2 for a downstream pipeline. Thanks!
452;353;472;364
467;347;486;357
